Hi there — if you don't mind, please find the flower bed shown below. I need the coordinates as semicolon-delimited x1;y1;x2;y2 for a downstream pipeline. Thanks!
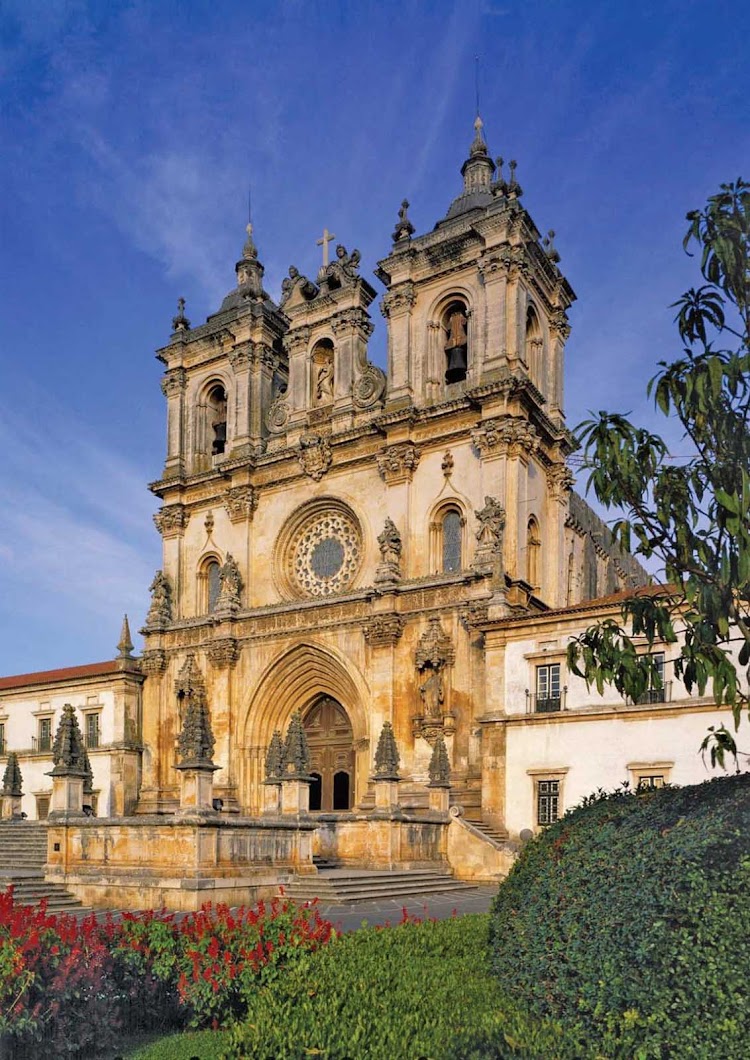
0;887;334;1058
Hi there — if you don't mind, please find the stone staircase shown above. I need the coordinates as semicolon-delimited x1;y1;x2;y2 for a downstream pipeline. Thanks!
281;867;477;903
0;822;91;915
465;818;509;846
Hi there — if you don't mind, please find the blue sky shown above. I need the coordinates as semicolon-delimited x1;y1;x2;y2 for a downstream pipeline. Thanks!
0;0;748;674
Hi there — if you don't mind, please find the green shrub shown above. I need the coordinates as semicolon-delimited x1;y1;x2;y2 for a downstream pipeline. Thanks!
489;773;750;1058
222;914;571;1059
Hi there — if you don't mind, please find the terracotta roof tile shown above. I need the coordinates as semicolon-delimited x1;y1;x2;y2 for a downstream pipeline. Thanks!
0;660;121;691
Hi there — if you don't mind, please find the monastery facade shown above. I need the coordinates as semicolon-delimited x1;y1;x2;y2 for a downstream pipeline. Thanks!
0;119;730;907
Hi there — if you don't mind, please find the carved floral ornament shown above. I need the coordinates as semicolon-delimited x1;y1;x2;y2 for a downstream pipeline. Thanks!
376;442;420;484
298;432;333;481
207;637;239;669
471;416;540;458
266;395;290;434
364;613;405;646
140;648;167;675
379;282;416;319
415;615;456;672
153;505;188;537
160;368;187;398
225;484;258;523
546;462;575;501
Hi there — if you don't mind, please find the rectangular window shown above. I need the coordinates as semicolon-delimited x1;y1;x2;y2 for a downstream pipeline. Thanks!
85;713;100;749
634;652;667;704
537;779;560;825
536;663;561;713
637;774;665;791
37;717;52;752
0;722;5;755
35;795;50;820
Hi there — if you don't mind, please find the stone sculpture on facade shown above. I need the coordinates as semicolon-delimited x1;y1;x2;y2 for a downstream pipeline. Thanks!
414;617;456;743
298;432;333;481
392;199;415;243
214;554;243;618
473;496;506;575
375;517;403;587
428;736;451;788
145;571;172;628
174;654;218;814
315;357;334;405
265;731;285;783
280;265;318;307
280;713;312;814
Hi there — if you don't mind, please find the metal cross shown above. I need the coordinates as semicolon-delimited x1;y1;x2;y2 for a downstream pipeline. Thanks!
316;227;336;266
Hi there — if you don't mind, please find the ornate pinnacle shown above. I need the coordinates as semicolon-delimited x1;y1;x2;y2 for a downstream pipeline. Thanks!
264;730;284;783
428;735;451;788
172;297;191;333
2;753;23;798
373;721;400;781
392;199;415;243
48;705;87;777
281;712;311;779
177;695;216;768
117;614;134;659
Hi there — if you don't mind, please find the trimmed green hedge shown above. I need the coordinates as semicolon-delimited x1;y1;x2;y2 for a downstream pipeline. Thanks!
489;773;750;1058
220;914;572;1059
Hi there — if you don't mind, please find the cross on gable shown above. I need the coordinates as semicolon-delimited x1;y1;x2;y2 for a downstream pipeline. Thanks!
316;227;336;266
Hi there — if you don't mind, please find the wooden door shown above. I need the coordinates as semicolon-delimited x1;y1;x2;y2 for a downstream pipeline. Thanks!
303;696;354;811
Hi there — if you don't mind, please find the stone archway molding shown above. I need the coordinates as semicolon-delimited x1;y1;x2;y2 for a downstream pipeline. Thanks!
241;640;371;752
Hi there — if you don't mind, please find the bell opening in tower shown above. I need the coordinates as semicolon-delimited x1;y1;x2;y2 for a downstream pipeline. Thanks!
443;301;468;384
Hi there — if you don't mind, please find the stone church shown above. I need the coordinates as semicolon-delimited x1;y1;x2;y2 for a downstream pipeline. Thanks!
4;117;727;909
137;114;639;820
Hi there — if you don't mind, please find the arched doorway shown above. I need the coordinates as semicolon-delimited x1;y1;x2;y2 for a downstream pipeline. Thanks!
303;696;354;811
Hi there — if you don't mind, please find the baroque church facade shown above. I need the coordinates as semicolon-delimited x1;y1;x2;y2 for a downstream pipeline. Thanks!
137;116;641;821
2;118;729;907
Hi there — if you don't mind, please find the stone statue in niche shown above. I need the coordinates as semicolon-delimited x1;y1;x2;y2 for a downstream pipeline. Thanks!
315;358;334;404
444;304;468;384
214;554;242;616
419;669;445;721
146;570;172;627
375;517;403;587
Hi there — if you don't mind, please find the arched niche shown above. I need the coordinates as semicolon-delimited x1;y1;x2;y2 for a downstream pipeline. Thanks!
525;304;544;391
311;338;335;407
442;298;470;384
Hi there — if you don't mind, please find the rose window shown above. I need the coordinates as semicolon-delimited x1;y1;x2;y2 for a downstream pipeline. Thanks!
289;509;362;597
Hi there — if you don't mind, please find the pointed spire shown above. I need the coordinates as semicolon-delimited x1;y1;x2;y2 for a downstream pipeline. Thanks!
470;113;489;158
117;615;134;659
2;753;23;798
48;705;87;777
281;712;311;779
454;113;495;209
428;735;451;788
373;721;400;781
236;220;266;298
264;730;284;783
177;695;216;767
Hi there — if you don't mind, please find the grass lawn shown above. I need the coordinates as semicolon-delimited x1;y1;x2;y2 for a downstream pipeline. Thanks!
124;1029;231;1059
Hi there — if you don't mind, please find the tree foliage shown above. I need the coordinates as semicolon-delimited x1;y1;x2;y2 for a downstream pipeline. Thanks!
568;180;750;760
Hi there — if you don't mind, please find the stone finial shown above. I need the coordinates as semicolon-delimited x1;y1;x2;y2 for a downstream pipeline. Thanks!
146;571;172;628
49;705;87;777
117;614;134;659
508;159;523;197
373;721;400;781
264;730;284;783
392;199;415;243
172;297;191;333
543;229;561;264
177;695;216;768
428;735;451;788
1;753;23;797
281;712;311;779
242;221;257;261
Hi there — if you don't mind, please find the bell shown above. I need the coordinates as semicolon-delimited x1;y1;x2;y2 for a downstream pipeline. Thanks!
445;345;468;384
212;421;227;455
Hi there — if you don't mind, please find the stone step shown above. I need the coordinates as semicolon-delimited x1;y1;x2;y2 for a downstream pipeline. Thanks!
280;869;477;903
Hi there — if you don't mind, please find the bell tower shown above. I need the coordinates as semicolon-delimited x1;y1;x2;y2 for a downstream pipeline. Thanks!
377;116;575;421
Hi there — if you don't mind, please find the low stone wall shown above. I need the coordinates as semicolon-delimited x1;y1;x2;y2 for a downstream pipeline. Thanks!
45;814;317;911
313;811;449;870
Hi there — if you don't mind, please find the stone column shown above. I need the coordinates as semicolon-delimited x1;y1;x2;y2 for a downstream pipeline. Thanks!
1;753;24;819
372;721;401;811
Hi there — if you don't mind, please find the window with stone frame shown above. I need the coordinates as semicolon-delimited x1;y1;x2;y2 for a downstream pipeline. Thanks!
628;761;673;791
535;662;561;713
36;716;52;753
198;557;222;614
0;722;5;755
527;516;541;589
537;778;560;826
442;509;463;572
85;712;101;749
35;794;50;820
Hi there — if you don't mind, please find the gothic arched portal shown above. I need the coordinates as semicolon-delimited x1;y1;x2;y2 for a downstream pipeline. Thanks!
303;696;354;811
